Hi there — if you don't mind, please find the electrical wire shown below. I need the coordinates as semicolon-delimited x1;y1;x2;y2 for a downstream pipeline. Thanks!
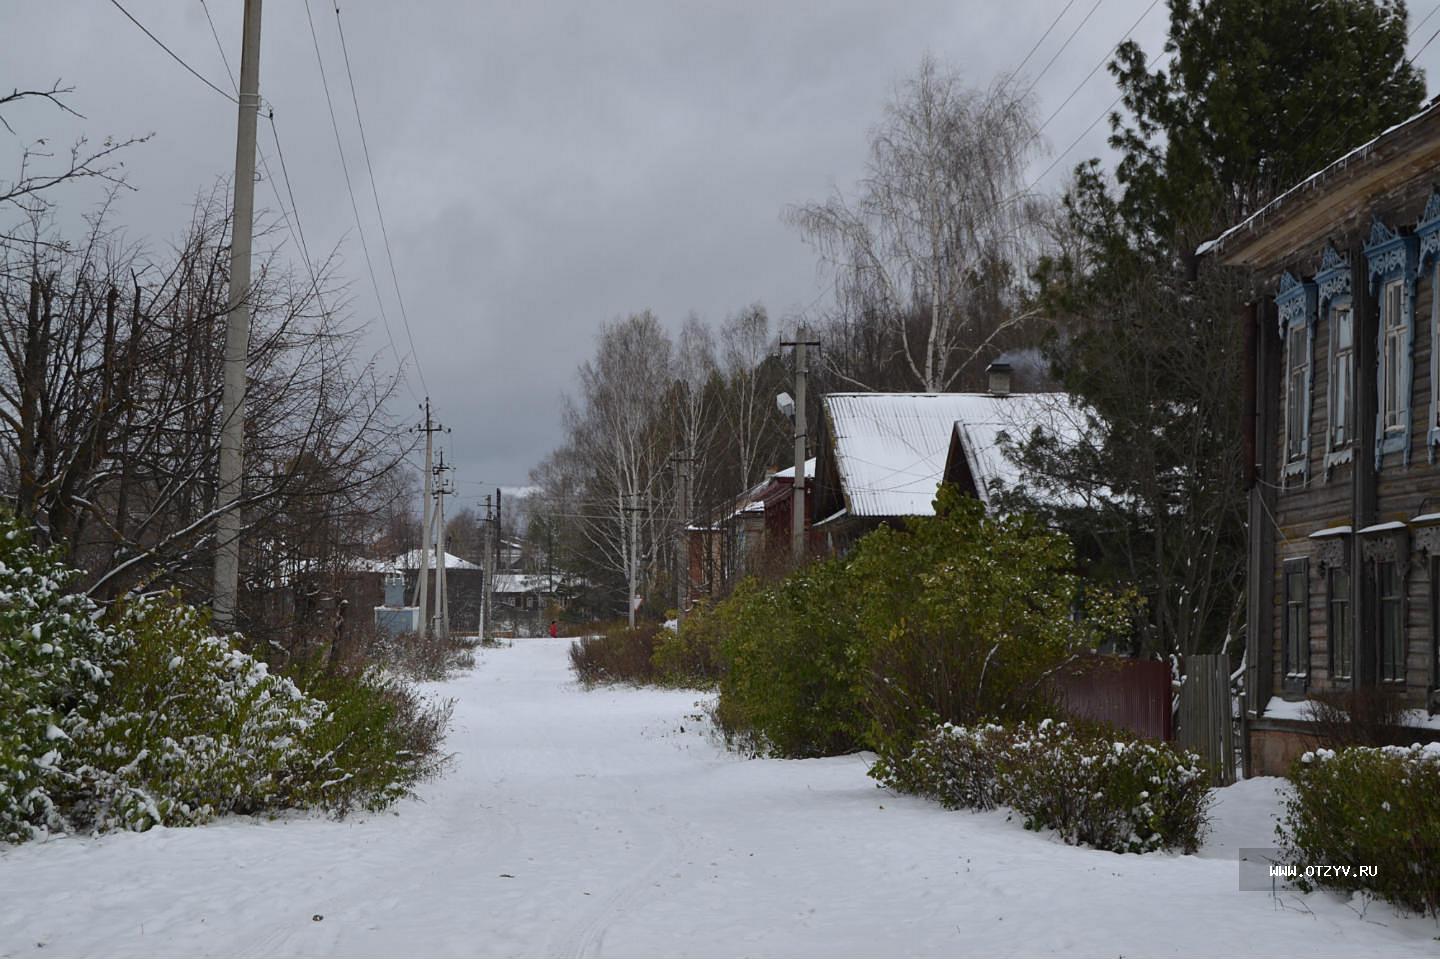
302;0;429;398
331;1;429;398
1020;0;1105;104
1031;0;1162;144
108;0;237;104
1011;0;1082;81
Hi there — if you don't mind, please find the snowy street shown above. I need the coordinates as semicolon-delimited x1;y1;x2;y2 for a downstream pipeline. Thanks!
1;639;1435;958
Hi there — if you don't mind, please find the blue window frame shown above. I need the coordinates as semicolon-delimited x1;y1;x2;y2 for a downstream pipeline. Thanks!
1276;271;1316;482
1414;189;1440;462
1363;218;1418;467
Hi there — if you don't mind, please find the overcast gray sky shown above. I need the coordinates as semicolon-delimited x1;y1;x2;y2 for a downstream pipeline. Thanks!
6;1;1437;512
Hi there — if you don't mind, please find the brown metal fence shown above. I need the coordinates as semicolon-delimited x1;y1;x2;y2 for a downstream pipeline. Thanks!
1177;653;1236;786
1053;655;1174;741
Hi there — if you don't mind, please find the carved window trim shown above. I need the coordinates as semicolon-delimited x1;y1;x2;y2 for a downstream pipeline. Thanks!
1276;270;1317;483
1364;218;1418;468
1415;188;1440;463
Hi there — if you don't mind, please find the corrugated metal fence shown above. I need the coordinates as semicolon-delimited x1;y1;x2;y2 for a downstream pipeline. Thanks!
1177;654;1236;786
1054;655;1174;741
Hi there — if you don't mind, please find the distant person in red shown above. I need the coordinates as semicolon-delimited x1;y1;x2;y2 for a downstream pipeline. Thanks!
548;620;559;638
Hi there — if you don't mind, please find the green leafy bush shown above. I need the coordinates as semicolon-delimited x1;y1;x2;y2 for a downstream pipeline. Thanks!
873;719;1211;854
714;563;865;758
651;601;728;688
849;487;1136;766
568;623;662;686
1281;743;1440;916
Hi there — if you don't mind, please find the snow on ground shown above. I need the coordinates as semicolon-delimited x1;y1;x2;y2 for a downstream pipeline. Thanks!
1;638;1436;958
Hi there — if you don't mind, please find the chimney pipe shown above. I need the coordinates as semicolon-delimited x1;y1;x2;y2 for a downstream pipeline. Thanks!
987;361;1013;396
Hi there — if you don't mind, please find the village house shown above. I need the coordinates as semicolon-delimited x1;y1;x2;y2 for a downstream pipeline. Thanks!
1201;99;1440;775
810;363;1080;553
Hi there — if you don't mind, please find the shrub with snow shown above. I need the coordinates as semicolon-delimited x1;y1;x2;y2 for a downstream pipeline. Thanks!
1281;742;1440;916
0;520;121;841
873;719;1211;854
0;519;451;843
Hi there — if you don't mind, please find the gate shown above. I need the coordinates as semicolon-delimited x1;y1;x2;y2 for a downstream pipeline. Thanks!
1177;654;1236;785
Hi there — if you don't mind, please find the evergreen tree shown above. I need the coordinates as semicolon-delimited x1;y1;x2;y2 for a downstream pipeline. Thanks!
1019;0;1425;657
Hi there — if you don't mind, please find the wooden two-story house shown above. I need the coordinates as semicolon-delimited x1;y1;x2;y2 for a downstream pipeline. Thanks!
1202;100;1440;775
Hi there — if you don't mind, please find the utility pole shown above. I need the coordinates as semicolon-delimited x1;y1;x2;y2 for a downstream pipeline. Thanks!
781;325;821;564
621;493;647;628
480;494;493;641
433;450;453;639
213;0;263;629
413;400;445;635
671;452;692;627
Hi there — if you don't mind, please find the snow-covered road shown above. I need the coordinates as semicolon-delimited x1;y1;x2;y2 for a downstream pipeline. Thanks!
1;638;1435;957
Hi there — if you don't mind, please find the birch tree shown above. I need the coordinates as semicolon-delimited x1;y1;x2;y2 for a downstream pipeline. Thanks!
787;56;1042;392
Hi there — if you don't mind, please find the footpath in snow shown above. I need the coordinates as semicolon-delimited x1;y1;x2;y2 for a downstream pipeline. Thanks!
1;638;1436;958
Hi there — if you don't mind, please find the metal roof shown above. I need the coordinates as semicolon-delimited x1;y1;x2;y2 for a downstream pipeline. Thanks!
824;392;1083;517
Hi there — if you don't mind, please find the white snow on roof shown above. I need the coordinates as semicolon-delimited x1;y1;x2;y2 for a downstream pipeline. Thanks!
356;550;482;573
825;392;1083;517
1196;99;1440;259
773;458;816;481
491;572;567;594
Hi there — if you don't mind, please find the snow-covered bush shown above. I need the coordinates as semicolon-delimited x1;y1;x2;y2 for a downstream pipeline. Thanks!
873;719;1211;854
0;518;451;842
61;598;328;832
0;519;120;841
1281;743;1440;916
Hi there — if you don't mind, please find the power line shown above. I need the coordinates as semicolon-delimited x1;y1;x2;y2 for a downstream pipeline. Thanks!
107;0;238;104
302;0;429;397
1020;0;1105;104
1011;0;1082;81
1031;0;1163;144
1410;1;1440;39
331;1;429;398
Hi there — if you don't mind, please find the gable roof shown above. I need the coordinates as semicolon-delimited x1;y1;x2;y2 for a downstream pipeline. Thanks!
818;392;1081;518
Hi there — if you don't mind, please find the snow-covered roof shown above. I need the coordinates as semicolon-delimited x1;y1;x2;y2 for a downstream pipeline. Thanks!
1197;98;1440;261
824;392;1083;518
950;393;1088;509
356;550;482;573
773;458;816;481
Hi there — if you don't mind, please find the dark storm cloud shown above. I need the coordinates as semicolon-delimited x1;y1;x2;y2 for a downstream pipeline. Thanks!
6;1;1192;505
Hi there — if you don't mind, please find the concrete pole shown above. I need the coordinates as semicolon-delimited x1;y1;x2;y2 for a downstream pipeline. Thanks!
675;455;688;627
627;495;638;629
792;327;808;564
436;486;448;638
213;0;263;629
415;400;434;635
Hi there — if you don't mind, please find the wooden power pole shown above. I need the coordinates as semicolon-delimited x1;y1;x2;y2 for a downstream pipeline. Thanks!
414;401;445;634
213;0;263;629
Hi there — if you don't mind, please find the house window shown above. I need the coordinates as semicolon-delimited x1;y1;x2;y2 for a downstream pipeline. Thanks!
1329;304;1354;449
1284;559;1309;686
1328;567;1351;682
1377;560;1405;684
1381;279;1407;434
1286;325;1308;462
